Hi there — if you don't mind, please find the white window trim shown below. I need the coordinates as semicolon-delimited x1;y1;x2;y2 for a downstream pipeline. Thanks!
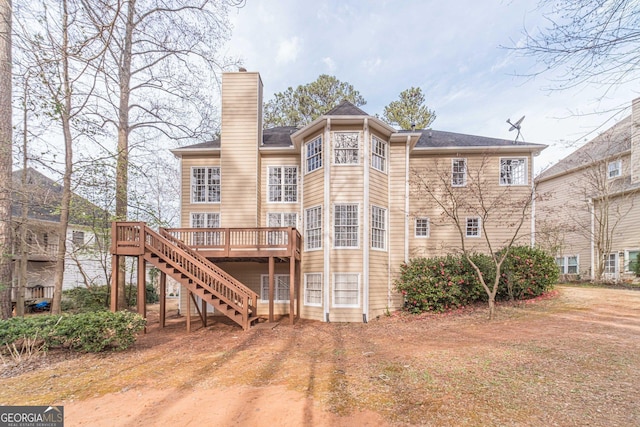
499;157;528;186
465;217;481;238
333;131;361;165
451;158;467;187
267;212;298;228
260;274;290;303
332;273;360;308
305;136;323;174
333;203;360;249
304;273;323;307
371;205;387;251
371;135;387;173
267;165;298;203
189;212;221;227
608;159;622;179
304;205;323;252
190;166;221;204
624;249;640;272
415;217;430;238
556;254;579;274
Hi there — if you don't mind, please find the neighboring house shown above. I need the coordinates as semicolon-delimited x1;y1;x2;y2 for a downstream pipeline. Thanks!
11;168;111;301
161;69;546;324
536;98;640;282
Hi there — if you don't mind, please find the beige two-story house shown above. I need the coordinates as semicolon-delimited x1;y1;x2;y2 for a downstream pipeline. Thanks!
536;98;640;282
158;69;546;326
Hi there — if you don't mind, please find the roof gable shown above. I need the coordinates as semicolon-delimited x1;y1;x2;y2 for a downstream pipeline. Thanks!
323;100;369;117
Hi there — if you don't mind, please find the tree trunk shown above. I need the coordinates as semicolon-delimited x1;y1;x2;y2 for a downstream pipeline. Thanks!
114;0;135;310
51;0;73;314
0;0;13;319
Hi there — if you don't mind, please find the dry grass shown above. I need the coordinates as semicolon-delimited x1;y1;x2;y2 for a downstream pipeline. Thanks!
1;286;639;426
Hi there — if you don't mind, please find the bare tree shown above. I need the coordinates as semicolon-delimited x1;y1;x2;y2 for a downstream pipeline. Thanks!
0;0;12;319
412;156;534;319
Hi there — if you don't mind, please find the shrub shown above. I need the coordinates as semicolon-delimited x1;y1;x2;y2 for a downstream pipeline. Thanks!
499;246;558;300
62;283;159;313
0;311;146;353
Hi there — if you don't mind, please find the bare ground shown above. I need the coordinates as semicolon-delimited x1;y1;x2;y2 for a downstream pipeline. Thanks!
1;285;639;426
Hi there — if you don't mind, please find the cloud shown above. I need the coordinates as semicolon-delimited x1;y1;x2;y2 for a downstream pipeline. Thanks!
322;57;336;73
276;37;302;64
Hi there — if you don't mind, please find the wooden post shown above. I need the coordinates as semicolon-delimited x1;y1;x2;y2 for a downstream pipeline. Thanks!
110;254;119;312
137;256;146;318
289;256;295;325
186;290;192;333
296;259;301;320
269;256;274;323
201;298;207;327
159;271;166;328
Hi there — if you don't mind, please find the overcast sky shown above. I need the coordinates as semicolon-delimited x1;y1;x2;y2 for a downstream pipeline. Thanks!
222;0;638;173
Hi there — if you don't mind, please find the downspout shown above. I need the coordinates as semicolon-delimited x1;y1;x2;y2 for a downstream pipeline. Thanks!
588;197;595;281
324;119;331;322
363;119;370;323
530;154;536;247
405;135;410;263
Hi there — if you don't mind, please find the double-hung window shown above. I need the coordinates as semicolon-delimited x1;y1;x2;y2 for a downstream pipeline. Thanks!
268;166;298;202
466;217;480;237
334;204;359;248
305;206;322;250
608;160;621;178
334;132;360;164
452;159;467;187
191;167;220;203
305;136;323;173
333;273;360;307
415;218;430;237
371;136;387;172
556;255;579;274
626;250;640;273
304;273;322;306
260;275;290;302
371;206;386;250
267;212;297;245
500;158;527;185
190;212;221;245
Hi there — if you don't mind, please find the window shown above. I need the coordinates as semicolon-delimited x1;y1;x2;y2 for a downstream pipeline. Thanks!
305;206;322;250
371;136;387;172
415;218;430;237
260;275;290;302
466;217;480;237
305;136;323;173
371;206;386;250
191;213;221;245
500;158;527;185
604;253;618;274
268;166;298;202
72;231;84;246
557;255;579;274
333;273;360;307
452;159;467;187
267;212;297;245
334;132;360;164
608;160;622;178
304;273;322;306
334;204;359;247
191;167;220;203
626;250;640;273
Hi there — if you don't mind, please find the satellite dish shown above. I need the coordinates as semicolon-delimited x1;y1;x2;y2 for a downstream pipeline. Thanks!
506;116;525;142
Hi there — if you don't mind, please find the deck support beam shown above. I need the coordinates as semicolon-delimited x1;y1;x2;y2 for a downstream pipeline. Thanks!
110;254;119;312
289;256;295;325
268;256;275;323
159;272;166;328
137;257;146;332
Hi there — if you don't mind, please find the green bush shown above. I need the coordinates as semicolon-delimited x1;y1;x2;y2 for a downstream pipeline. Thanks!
0;311;146;353
395;246;558;313
62;283;159;313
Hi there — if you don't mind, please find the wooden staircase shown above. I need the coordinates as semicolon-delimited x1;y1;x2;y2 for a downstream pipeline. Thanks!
113;223;259;330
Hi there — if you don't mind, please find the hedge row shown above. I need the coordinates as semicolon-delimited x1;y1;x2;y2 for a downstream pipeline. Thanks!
0;311;146;353
395;246;558;313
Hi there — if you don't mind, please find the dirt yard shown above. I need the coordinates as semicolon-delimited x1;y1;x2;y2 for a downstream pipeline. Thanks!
1;286;639;426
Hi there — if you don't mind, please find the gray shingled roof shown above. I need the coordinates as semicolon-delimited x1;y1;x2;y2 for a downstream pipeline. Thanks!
178;138;220;149
323;100;369;116
537;115;632;180
262;126;298;147
407;129;546;149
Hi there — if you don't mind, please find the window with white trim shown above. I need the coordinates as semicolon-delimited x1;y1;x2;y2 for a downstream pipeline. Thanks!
466;217;480;237
626;250;639;273
608;159;621;178
452;159;467;187
334;204;359;248
305;206;322;250
334;132;360;164
72;231;85;246
556;255;578;274
268;166;298;202
304;273;322;306
371;206;386;250
260;275;290;302
333;273;360;307
305;136;323;173
415;218;430;237
190;212;221;245
371;136;387;172
267;213;297;245
604;253;618;274
191;167;220;203
500;158;527;185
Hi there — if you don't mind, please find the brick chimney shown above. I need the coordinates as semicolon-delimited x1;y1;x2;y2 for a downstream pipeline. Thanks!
631;97;640;184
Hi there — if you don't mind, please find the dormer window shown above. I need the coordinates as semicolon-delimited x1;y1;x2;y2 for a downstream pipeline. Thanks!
608;159;621;178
